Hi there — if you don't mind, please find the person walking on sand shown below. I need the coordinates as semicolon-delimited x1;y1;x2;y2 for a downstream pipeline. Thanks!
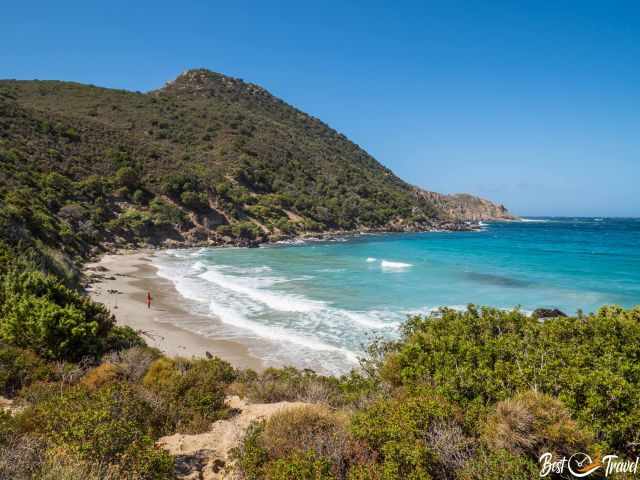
146;291;152;309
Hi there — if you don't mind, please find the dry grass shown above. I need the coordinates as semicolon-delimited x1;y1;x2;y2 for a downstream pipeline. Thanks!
0;434;45;480
483;389;593;458
104;346;159;382
426;420;476;479
262;405;351;474
81;362;123;390
243;368;342;406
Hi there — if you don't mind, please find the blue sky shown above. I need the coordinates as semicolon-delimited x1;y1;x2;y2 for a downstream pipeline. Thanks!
2;1;638;216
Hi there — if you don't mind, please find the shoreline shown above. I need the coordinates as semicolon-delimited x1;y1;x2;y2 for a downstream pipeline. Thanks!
104;218;514;253
83;228;497;371
85;251;264;371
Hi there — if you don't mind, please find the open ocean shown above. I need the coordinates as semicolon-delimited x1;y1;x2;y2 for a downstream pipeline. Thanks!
153;218;640;374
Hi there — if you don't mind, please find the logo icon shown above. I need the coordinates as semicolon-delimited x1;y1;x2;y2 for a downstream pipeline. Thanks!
568;453;602;477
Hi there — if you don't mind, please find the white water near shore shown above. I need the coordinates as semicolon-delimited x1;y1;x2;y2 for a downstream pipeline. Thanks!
150;218;640;375
151;247;446;374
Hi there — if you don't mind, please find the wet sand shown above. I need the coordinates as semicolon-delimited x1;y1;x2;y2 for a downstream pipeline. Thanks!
85;251;263;371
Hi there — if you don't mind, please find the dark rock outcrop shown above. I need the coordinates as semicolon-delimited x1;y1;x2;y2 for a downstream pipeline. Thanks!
532;308;568;319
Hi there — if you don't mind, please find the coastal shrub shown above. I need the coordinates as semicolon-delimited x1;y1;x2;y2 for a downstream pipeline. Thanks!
234;421;269;480
390;305;640;450
81;362;124;390
16;379;64;406
0;270;114;360
132;188;146;204
77;174;110;199
143;357;179;391
235;407;351;480
482;390;594;461
180;190;209;211
18;383;173;478
424;420;475;479
346;463;385;480
149;198;186;226
162;172;204;199
278;219;298;235
350;392;458;480
264;451;336;480
231;221;262;240
104;324;147;352
457;447;538;480
114;166;140;191
34;450;109;480
262;405;350;470
110;208;153;237
143;356;236;432
0;345;55;397
104;346;160;382
244;367;342;405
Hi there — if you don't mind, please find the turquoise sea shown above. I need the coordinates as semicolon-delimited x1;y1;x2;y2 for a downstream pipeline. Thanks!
154;218;640;374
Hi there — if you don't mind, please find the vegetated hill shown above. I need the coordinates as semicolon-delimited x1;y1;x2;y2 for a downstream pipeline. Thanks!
0;69;514;263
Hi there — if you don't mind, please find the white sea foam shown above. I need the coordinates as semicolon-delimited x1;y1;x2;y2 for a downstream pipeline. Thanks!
342;310;400;329
191;261;207;272
152;252;402;374
521;218;549;223
155;263;209;304
381;260;413;269
208;298;359;363
275;238;307;245
199;268;325;312
366;257;377;263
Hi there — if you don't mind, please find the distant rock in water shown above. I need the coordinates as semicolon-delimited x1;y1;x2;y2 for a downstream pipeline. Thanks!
532;308;568;319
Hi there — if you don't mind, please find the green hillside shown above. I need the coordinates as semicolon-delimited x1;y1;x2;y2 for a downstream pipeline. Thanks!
0;70;512;265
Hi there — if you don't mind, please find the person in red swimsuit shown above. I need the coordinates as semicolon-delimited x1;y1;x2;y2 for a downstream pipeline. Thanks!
146;291;152;309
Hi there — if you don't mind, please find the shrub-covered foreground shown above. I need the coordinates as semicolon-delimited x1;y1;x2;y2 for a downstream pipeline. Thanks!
0;240;638;479
2;280;640;479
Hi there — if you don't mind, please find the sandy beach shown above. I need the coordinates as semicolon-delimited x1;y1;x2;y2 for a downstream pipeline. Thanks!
85;251;263;371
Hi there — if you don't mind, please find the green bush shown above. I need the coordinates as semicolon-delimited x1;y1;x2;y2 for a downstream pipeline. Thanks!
0;270;114;360
391;305;640;450
265;450;336;480
162;173;204;199
180;190;209;211
104;325;146;352
132;188;146;204
19;383;173;479
350;392;458;480
0;345;55;397
458;447;538;480
114;166;140;191
231;221;262;240
111;208;153;236
234;421;269;480
149;198;186;226
272;217;296;235
143;356;236;432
